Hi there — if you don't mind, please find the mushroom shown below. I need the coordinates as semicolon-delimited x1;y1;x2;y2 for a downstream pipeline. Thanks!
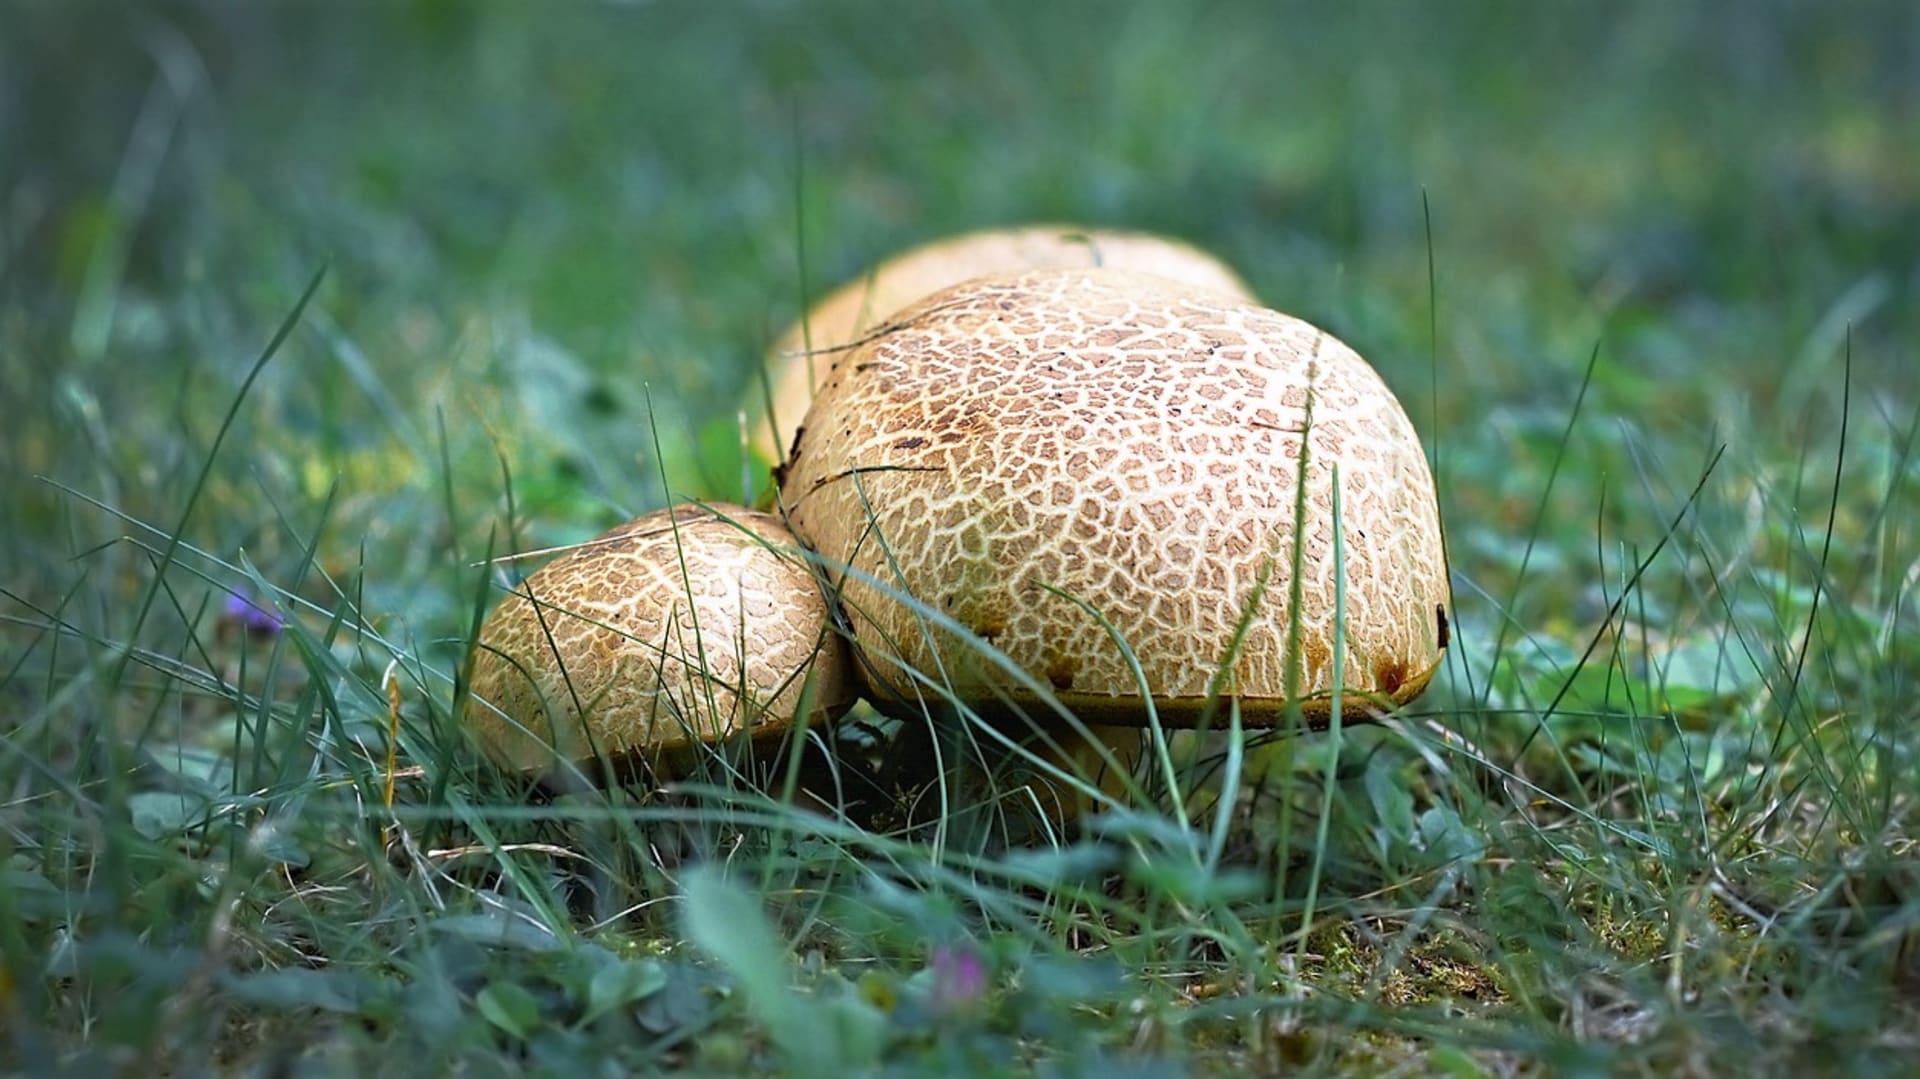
750;224;1253;469
463;503;855;784
776;268;1448;806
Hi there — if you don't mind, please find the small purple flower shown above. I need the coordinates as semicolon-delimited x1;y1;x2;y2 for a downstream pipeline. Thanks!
926;944;988;1015
222;592;284;637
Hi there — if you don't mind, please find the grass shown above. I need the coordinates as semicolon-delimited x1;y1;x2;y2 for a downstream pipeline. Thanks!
4;1;1919;1073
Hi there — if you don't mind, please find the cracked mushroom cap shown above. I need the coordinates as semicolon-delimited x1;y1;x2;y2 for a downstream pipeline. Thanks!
464;504;854;776
751;225;1252;468
778;268;1448;728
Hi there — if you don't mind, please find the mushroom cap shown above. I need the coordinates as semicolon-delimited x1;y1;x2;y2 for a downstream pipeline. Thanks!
464;503;854;776
751;225;1253;467
778;268;1448;728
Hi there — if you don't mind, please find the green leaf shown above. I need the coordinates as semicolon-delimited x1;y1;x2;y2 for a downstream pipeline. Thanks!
127;790;212;839
582;957;669;1023
1656;635;1758;711
683;866;845;1073
1429;1044;1495;1079
634;963;716;1037
255;832;312;869
822;981;890;1067
138;744;233;794
1124;854;1262;905
1021;953;1125;1001
430;910;564;953
1418;806;1483;865
1363;757;1416;844
402;971;465;1041
223;967;381;1014
996;839;1119;885
2;864;63;923
476;980;543;1041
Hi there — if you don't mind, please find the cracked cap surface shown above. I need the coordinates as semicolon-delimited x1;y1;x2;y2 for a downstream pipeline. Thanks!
464;504;854;775
752;224;1252;467
778;267;1448;727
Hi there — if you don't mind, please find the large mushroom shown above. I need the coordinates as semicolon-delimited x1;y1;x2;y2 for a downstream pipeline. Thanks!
463;504;855;785
750;224;1254;469
776;268;1448;808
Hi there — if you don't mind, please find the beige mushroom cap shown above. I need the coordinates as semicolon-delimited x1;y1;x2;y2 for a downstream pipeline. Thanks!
464;504;854;776
778;268;1448;728
751;225;1253;468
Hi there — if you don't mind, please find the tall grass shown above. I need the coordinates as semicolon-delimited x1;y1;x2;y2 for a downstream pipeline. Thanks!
4;2;1917;1073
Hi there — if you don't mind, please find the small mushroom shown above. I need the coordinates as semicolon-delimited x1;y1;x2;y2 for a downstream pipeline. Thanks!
777;268;1447;791
463;504;854;783
751;224;1253;469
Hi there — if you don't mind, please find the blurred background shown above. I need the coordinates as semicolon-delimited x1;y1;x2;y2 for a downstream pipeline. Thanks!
1;0;1915;713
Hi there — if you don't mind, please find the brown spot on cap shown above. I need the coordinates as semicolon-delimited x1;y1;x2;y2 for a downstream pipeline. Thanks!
1373;658;1408;697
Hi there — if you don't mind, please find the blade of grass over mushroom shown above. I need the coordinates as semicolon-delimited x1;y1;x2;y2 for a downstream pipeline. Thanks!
801;465;970;718
689;498;852;805
1296;468;1350;952
810;527;1142;813
642;388;730;742
1032;579;1180;823
1199;695;1246;876
823;470;981;847
472;541;744;781
1258;370;1318;931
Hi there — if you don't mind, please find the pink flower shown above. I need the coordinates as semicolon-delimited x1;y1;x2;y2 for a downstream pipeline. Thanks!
926;944;987;1015
222;592;284;637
